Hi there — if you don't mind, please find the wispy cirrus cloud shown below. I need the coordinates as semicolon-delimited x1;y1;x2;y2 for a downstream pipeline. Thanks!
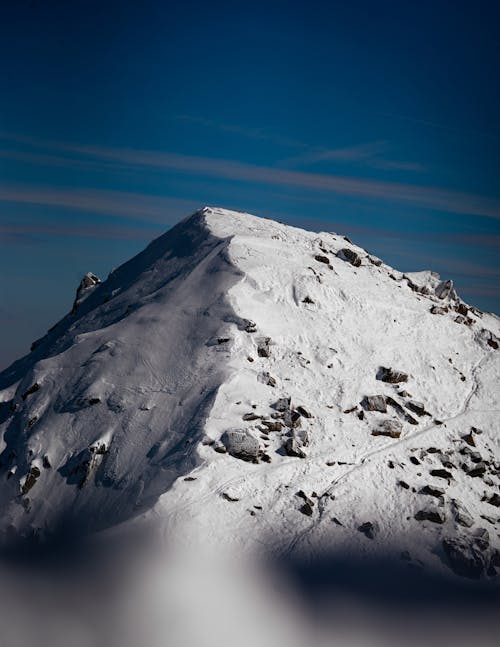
0;221;163;243
175;117;427;172
0;185;198;224
1;134;500;220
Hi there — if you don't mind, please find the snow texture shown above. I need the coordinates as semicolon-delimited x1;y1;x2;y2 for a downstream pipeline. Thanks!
0;206;499;582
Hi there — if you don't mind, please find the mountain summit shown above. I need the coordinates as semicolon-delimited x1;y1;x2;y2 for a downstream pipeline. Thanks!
0;207;499;579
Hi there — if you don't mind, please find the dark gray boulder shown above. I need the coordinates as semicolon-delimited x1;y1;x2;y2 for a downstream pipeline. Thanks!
357;521;378;539
337;248;361;267
221;429;261;462
377;367;408;383
442;536;489;579
361;395;387;412
414;508;445;524
284;438;306;458
372;419;402;438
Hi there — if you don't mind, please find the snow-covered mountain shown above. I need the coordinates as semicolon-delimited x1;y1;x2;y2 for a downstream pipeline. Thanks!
1;206;499;582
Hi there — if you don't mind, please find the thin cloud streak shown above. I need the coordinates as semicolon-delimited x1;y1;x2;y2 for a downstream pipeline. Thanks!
40;147;500;220
0;186;198;225
2;133;500;219
0;221;162;243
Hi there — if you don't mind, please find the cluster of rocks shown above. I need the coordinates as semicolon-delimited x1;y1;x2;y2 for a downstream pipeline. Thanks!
345;367;435;439
214;397;313;463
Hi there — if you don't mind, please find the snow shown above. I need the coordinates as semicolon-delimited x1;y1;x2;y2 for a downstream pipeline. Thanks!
0;206;499;645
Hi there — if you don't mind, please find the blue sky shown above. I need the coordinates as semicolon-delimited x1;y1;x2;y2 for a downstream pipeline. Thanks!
1;0;499;368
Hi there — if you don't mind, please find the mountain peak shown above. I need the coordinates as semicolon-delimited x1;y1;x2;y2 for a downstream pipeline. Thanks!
0;207;499;583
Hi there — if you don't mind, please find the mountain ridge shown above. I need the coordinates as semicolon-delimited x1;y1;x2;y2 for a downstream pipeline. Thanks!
0;206;499;581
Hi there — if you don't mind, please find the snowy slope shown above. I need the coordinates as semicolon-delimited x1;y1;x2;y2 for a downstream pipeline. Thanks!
0;206;499;581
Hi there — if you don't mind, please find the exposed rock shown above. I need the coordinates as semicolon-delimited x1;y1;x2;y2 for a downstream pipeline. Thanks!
357;521;378;539
300;502;314;516
42;455;51;469
439;454;456;469
257;372;276;387
386;397;418;424
377;366;408;384
242;412;261;421
337;248;361;267
435;279;456;300
295;490;314;507
260;419;283;432
21;383;40;401
20;466;41;495
221;492;239;502
430;468;453;481
361;395;387;413
372;419;402;438
456;303;470;316
284;438;306;458
462;430;476;447
409;456;420;465
414;508;445;524
283;410;302;429
257;337;271;358
398;480;410;489
472;527;490;550
314;254;330;265
465;462;487;478
405;400;430;417
451;499;474;528
430;305;448;315
220;429;261;462
292;427;310;447
420;485;445;498
442;536;488;579
368;255;382;267
272;397;291;412
485;493;500;508
72;272;101;313
244;320;257;333
296;405;312;418
302;296;314;304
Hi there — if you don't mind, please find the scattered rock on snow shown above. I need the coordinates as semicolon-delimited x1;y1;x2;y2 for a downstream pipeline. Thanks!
296;405;312;418
442;536;489;579
451;499;474;528
377;367;408;384
484;493;500;508
257;372;276;387
337;248;361;267
430;468;453;481
20;466;41;495
405;400;430;417
414;508;445;524
420;485;445;499
435;279;456;301
242;412;262;421
272;397;291;412
284;438;306;458
260;419;283;432
314;254;330;265
371;419;402;438
357;521;378;539
221;429;261;462
257;337;271;358
283;410;302;428
361;395;387;412
430;305;448;315
21;383;40;401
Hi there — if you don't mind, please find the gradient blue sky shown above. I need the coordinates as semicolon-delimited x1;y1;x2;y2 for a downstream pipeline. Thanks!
1;0;499;368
